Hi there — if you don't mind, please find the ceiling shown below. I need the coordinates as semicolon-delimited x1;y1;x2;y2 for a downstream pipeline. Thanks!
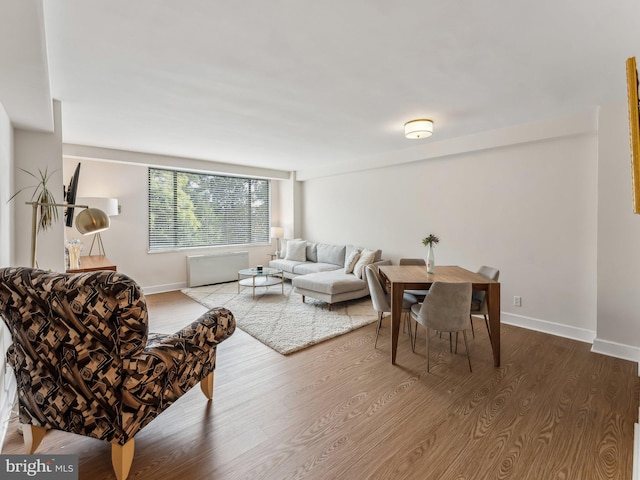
2;0;640;175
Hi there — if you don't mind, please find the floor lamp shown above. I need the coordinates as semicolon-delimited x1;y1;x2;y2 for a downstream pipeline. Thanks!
28;202;110;268
75;197;118;256
76;207;111;256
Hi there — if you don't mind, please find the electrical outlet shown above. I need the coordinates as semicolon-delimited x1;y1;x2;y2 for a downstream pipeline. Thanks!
513;296;522;307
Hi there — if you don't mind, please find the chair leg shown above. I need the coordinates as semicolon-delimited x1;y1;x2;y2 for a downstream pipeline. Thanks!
470;315;476;338
23;424;47;454
411;321;417;352
112;439;135;480
301;295;305;303
426;327;430;373
404;313;413;345
408;316;416;353
374;312;383;348
484;314;492;342
462;330;472;372
200;371;215;400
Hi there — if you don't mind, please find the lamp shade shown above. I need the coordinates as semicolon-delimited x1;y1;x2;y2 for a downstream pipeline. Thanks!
270;226;284;238
76;208;110;235
76;197;119;216
404;119;434;139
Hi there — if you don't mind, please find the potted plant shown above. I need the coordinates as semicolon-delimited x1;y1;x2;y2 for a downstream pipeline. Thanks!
421;234;439;274
8;167;62;268
9;167;60;232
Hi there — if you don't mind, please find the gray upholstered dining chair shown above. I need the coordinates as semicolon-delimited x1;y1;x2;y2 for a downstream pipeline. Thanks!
410;281;473;372
365;265;418;349
470;265;500;340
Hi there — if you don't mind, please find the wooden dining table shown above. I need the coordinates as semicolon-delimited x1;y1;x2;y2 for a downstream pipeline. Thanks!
378;265;501;367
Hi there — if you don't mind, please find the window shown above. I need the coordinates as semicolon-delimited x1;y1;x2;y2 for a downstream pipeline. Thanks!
148;168;270;251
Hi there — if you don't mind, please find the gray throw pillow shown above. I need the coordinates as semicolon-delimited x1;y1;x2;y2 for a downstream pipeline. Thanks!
306;242;318;262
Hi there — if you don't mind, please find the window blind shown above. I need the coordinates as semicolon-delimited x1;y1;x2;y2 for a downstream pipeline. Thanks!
148;168;270;251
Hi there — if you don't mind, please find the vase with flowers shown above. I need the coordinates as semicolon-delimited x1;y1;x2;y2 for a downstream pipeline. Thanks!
421;234;439;274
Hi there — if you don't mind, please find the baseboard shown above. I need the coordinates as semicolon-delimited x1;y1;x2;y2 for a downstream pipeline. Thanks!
0;376;16;452
142;282;187;295
503;312;640;371
591;337;640;365
501;312;596;344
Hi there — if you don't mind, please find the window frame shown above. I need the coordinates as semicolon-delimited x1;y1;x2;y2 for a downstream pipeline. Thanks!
147;167;271;253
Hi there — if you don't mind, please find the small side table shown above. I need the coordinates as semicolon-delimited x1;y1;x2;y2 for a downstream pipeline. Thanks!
67;255;117;273
238;267;284;298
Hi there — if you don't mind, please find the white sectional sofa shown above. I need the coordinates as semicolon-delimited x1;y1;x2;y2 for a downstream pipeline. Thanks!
268;240;390;309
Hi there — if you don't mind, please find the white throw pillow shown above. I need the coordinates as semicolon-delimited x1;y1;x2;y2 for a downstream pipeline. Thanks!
353;249;376;279
285;240;307;261
279;238;301;259
344;249;361;274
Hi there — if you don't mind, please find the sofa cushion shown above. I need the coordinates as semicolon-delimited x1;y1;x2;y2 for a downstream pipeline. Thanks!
269;258;306;274
285;240;307;261
306;242;318;262
292;270;366;295
316;243;346;266
292;262;341;275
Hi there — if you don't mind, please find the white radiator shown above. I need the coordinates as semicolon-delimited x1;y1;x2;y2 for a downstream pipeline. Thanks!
186;251;249;287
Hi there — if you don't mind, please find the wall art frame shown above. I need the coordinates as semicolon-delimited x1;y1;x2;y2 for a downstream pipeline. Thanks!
625;56;640;214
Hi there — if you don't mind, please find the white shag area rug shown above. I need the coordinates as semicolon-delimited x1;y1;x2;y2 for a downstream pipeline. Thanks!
181;281;377;355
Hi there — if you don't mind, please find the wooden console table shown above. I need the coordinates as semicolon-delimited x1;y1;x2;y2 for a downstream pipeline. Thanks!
67;255;117;273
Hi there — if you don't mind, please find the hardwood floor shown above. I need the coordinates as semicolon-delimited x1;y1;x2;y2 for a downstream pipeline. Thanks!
2;290;639;479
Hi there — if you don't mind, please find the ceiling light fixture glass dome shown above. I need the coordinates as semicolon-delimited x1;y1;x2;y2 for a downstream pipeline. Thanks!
404;119;434;139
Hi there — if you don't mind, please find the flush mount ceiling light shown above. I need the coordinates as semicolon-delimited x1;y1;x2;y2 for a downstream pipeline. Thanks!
404;119;434;139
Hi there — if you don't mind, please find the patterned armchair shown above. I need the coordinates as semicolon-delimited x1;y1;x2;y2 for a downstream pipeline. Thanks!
0;267;235;480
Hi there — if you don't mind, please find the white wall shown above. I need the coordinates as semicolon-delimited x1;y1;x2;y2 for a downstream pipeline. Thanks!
273;173;297;239
594;101;640;359
0;101;12;267
0;100;16;454
13;100;64;272
302;117;599;340
62;157;281;292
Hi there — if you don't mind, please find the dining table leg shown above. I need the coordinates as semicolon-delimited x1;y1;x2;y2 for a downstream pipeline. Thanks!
487;282;501;366
391;282;404;365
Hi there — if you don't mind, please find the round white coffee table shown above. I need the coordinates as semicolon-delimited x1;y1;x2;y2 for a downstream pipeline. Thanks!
238;267;284;298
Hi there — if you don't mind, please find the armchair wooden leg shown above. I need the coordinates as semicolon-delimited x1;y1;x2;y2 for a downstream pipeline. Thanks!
112;439;135;480
200;371;215;400
23;424;47;454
